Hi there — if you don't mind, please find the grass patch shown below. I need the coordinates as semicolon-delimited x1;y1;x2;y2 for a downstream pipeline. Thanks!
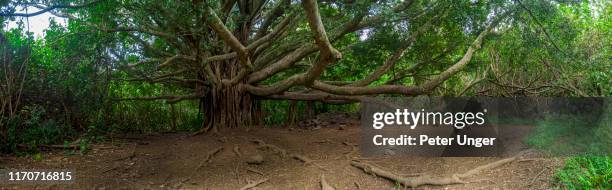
524;114;611;156
554;156;612;189
524;113;611;189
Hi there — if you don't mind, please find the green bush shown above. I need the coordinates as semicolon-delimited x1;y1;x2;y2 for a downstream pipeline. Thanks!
1;105;77;154
524;114;611;189
554;156;612;189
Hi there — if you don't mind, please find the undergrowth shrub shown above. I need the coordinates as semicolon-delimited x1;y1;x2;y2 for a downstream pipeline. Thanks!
554;156;611;189
1;105;76;154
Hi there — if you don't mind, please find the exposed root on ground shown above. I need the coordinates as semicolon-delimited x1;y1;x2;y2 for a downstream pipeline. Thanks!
246;167;264;176
180;146;225;185
239;178;268;190
350;156;519;188
233;146;242;158
335;141;358;160
312;139;336;144
290;153;327;171
191;123;219;136
112;144;137;161
251;139;287;157
191;125;211;136
18;144;114;150
251;139;326;171
526;166;550;188
320;174;336;190
354;181;361;189
196;146;224;170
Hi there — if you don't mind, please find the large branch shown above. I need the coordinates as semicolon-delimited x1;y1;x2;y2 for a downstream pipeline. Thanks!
246;1;455;97
247;1;418;85
306;17;502;96
300;0;342;84
218;29;296;85
244;74;304;96
157;54;196;68
418;19;498;91
247;44;318;83
254;0;291;39
248;12;296;52
245;0;342;94
386;48;454;84
347;19;434;87
515;0;568;57
64;15;175;39
302;0;336;58
310;81;424;96
265;91;363;104
115;93;203;104
204;6;254;69
346;44;410;87
204;52;237;63
355;0;417;30
1;1;100;17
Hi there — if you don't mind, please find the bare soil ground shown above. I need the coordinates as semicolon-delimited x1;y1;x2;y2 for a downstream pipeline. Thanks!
0;119;563;190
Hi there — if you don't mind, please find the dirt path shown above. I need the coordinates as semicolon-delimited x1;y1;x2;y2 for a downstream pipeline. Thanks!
1;123;562;189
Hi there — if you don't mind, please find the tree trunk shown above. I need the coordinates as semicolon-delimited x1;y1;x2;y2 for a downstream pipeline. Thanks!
170;103;177;131
201;84;255;132
286;100;297;126
305;101;315;119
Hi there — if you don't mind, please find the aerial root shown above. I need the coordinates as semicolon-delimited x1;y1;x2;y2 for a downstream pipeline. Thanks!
320;174;336;190
350;156;518;188
239;178;268;190
250;139;326;171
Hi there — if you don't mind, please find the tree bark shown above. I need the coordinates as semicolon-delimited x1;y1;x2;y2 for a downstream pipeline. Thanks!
286;100;297;126
305;101;315;120
201;84;255;132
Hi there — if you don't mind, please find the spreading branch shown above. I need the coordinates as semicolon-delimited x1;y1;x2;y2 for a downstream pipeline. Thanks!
1;1;100;17
204;6;254;70
114;94;203;104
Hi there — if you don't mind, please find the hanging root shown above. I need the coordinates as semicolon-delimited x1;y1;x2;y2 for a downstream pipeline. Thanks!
320;174;336;190
350;156;518;188
239;178;268;190
251;139;325;171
